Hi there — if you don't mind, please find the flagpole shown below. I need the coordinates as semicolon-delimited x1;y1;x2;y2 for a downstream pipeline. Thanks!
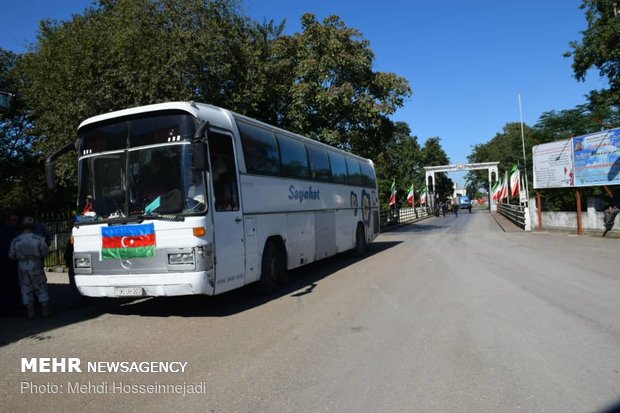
518;94;530;206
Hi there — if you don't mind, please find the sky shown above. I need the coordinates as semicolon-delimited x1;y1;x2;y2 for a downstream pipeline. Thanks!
0;0;608;186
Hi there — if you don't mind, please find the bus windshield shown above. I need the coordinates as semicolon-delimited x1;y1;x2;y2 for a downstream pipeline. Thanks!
76;112;207;222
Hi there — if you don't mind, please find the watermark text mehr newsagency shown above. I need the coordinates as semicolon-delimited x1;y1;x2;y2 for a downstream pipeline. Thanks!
21;358;188;373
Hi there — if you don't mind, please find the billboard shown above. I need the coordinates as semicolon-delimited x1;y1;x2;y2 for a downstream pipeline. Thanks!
532;127;620;189
532;139;574;189
573;128;620;187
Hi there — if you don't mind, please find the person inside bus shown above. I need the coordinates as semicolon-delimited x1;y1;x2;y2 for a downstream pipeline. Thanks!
187;168;205;205
213;174;237;211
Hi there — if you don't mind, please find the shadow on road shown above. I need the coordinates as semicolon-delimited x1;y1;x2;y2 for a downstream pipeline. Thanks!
0;240;401;346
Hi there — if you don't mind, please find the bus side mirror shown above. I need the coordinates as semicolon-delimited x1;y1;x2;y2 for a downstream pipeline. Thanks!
193;142;207;171
45;141;77;189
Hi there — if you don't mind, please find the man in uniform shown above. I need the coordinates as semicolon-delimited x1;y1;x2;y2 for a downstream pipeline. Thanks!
9;215;51;318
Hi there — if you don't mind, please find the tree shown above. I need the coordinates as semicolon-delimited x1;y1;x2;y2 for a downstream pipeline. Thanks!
466;122;534;197
16;0;277;186
421;137;454;202
0;48;52;211
269;14;412;159
374;122;423;207
566;0;620;105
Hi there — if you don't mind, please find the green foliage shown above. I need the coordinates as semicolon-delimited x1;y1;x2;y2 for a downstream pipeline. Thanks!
421;137;454;201
465;122;532;197
270;14;411;159
16;0;276;186
566;0;620;105
374;122;423;208
11;2;412;214
0;48;48;211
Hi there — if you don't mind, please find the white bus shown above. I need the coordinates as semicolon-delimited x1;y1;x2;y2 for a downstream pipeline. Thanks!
47;102;380;297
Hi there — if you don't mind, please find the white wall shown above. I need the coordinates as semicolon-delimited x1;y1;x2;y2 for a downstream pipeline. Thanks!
529;196;606;231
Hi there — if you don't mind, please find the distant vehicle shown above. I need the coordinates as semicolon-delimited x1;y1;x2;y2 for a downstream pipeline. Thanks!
459;195;472;212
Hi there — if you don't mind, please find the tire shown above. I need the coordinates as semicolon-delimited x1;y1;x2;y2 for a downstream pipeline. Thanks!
353;224;367;257
256;240;285;294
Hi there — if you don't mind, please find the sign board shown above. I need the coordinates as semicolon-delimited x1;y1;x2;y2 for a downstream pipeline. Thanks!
532;139;574;189
532;127;620;189
572;128;620;187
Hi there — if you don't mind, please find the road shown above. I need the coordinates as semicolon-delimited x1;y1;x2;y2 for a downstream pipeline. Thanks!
2;209;619;413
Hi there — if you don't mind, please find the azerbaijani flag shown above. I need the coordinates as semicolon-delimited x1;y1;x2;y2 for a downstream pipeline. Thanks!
389;179;397;206
101;223;156;259
406;184;414;206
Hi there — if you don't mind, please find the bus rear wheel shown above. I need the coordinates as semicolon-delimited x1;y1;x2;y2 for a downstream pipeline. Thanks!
256;240;286;294
353;224;367;257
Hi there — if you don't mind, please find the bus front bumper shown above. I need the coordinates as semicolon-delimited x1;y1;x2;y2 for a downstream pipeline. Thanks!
75;271;215;297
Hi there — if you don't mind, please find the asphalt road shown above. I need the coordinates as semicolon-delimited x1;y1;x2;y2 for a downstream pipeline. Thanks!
2;209;619;413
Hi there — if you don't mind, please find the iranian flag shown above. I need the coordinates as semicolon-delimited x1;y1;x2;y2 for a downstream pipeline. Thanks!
510;164;520;197
491;181;502;201
499;171;509;201
420;188;428;205
406;184;414;206
389;179;397;206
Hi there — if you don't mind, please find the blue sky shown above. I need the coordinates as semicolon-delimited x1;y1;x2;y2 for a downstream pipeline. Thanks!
0;0;607;186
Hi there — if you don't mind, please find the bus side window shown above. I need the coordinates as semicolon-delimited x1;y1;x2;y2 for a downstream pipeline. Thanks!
346;157;362;186
276;133;309;179
209;133;239;212
306;144;331;182
359;160;376;187
237;121;280;176
329;152;347;184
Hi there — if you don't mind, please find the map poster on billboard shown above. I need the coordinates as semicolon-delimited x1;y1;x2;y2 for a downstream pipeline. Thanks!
573;128;620;187
532;139;574;189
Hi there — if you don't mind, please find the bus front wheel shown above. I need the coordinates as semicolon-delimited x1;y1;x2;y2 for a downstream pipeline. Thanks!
256;240;286;294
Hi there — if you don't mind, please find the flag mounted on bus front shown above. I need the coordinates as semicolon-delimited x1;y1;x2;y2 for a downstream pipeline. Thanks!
101;223;157;259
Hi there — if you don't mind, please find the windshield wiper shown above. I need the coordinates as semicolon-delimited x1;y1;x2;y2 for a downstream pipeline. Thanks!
137;213;185;222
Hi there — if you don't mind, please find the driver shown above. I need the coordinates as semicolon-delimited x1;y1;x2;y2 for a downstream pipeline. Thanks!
187;168;205;204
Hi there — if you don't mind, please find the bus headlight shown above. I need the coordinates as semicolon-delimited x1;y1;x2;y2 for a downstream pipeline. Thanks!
74;256;91;268
73;254;92;274
167;252;195;266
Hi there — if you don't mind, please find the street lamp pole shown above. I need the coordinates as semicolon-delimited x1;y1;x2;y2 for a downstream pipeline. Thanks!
518;94;530;207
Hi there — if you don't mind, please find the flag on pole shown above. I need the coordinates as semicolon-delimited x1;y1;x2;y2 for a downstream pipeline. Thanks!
499;171;509;201
406;184;414;206
420;188;428;205
491;181;501;201
510;164;520;197
389;179;397;206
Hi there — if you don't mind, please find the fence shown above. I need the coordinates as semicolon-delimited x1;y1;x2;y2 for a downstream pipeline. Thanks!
497;203;528;230
380;206;430;230
38;212;73;269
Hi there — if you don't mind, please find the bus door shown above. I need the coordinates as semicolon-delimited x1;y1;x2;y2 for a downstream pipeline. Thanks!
208;131;245;294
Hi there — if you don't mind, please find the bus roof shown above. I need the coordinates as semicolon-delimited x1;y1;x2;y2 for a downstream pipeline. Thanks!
78;101;373;165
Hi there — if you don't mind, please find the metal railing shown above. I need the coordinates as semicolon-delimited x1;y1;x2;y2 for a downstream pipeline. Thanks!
380;206;430;230
497;203;527;230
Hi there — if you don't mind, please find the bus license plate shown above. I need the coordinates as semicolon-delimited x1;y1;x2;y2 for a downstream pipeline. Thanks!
113;287;144;296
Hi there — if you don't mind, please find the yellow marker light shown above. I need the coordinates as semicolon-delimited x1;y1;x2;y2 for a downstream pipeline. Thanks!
193;227;206;237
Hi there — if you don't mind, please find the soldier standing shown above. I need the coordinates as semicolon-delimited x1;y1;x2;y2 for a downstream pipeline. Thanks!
9;215;51;318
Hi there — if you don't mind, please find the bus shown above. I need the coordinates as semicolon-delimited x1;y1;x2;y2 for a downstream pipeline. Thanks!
46;102;380;297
